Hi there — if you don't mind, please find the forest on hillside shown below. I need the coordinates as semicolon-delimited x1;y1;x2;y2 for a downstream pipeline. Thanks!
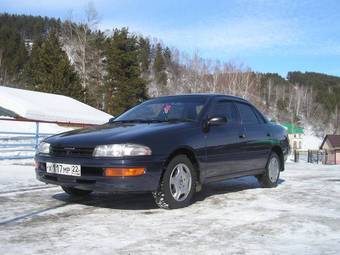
0;10;339;135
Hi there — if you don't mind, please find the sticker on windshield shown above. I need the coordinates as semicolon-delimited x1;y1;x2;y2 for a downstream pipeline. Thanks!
163;104;172;114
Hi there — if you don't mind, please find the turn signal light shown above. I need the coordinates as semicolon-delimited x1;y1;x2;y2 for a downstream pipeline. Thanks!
104;167;145;177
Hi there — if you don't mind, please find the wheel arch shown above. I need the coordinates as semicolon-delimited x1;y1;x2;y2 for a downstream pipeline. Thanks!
163;146;201;183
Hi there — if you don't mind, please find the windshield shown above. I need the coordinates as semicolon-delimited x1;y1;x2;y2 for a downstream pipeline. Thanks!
113;96;208;123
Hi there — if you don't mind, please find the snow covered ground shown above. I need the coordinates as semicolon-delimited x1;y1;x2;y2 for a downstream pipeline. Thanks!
0;162;340;255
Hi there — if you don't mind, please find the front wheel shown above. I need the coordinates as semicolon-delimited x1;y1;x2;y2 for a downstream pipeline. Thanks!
153;155;197;209
257;152;281;188
62;186;93;196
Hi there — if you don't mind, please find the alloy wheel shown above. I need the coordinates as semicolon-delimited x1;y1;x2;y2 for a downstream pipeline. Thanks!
169;163;192;201
268;156;280;182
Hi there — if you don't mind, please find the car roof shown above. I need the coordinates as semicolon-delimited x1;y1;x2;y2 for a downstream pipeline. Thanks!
153;93;248;102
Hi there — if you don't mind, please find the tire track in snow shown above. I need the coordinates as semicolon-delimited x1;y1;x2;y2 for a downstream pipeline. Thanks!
0;203;70;225
0;185;58;195
0;191;157;226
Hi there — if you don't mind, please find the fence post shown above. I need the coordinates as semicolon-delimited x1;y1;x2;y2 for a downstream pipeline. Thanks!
307;150;309;163
35;121;40;149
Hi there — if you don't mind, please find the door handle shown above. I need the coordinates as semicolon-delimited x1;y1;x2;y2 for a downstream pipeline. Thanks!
266;133;271;137
239;134;246;139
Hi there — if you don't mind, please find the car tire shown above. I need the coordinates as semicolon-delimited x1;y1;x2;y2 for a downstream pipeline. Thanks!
153;155;197;209
61;186;93;196
257;152;281;188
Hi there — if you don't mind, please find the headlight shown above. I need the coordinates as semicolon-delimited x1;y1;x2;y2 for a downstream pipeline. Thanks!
93;144;152;157
37;142;50;154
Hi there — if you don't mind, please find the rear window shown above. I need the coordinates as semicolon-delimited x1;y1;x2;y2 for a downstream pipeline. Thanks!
253;108;266;124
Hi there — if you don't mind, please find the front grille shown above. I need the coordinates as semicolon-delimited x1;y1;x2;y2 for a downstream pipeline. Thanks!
82;167;103;176
50;146;94;158
76;179;96;184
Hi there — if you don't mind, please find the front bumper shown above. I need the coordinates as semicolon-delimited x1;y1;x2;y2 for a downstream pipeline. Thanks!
35;154;165;192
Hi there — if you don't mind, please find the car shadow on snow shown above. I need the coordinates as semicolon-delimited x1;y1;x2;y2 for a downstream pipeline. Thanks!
52;177;285;210
53;192;158;210
195;177;284;203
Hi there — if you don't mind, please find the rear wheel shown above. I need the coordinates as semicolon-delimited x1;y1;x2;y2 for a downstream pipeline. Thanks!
61;186;93;196
153;155;197;209
257;152;280;188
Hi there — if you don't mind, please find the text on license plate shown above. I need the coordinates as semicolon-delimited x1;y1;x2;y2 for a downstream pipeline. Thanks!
46;163;81;176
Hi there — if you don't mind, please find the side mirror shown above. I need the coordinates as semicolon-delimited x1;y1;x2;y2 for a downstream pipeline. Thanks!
207;116;227;126
109;117;116;123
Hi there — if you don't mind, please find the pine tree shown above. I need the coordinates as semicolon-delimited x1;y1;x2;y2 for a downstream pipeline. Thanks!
152;43;167;94
138;37;151;76
0;25;28;85
163;46;172;66
23;31;82;100
105;28;147;116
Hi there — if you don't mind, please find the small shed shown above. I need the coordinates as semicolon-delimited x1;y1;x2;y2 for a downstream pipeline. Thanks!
0;86;112;125
320;135;340;165
282;123;304;150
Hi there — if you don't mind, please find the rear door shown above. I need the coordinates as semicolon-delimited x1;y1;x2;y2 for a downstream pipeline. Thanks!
205;99;245;177
234;102;271;171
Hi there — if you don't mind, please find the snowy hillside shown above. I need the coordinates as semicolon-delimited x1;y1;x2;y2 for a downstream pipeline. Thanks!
302;126;323;150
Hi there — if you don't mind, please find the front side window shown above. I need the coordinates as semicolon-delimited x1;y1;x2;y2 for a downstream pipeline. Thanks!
235;103;259;125
210;101;238;123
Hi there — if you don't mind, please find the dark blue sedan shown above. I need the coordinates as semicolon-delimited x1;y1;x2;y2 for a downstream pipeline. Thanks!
35;94;289;209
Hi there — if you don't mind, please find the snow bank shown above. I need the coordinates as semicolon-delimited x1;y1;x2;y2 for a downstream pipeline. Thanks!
0;164;44;192
0;86;112;125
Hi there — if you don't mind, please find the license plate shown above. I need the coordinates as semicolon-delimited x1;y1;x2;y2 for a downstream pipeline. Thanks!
46;162;81;176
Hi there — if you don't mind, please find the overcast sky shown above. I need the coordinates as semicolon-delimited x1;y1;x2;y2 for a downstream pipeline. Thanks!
1;0;340;77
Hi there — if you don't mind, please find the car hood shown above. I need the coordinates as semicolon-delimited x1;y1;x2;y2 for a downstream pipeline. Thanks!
45;122;195;147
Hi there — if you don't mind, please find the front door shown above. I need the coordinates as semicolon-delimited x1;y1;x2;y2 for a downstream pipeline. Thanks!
205;99;245;178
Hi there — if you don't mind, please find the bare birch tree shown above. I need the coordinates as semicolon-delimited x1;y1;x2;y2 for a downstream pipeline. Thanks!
61;2;100;103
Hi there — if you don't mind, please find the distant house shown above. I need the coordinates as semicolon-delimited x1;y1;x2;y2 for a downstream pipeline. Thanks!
282;123;304;150
320;135;340;165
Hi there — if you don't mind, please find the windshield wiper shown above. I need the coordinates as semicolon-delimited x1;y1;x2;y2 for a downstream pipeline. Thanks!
164;118;195;123
111;118;195;124
111;119;148;123
111;119;166;124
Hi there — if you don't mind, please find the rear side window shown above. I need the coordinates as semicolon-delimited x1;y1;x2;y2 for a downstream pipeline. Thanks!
210;101;238;123
235;103;259;124
253;108;266;124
